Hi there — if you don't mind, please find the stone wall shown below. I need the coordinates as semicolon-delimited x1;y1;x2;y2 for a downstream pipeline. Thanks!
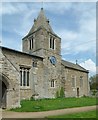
22;27;62;99
0;48;20;109
23;29;61;57
61;64;89;97
1;48;43;101
42;50;62;98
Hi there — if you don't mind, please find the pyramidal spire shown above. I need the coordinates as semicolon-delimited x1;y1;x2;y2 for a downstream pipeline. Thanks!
28;8;55;35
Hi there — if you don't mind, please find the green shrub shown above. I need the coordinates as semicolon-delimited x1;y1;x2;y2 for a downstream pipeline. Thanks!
91;89;97;96
56;90;60;98
30;95;35;101
60;87;65;98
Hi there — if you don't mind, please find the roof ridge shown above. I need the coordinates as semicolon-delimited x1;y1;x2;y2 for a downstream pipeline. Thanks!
62;59;76;65
76;63;89;71
1;46;43;59
61;59;89;73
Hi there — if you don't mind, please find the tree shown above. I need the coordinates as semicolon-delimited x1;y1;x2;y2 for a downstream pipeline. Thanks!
89;74;98;90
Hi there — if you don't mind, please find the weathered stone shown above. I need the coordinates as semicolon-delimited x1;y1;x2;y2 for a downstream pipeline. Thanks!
0;8;90;109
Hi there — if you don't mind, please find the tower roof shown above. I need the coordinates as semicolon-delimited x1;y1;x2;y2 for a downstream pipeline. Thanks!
24;8;59;39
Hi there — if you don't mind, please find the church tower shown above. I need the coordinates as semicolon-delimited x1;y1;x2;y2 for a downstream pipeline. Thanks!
22;8;62;98
22;8;61;57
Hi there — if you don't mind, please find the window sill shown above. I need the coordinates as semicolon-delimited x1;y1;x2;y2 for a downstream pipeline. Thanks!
50;87;55;88
50;48;55;50
20;86;31;90
72;87;76;88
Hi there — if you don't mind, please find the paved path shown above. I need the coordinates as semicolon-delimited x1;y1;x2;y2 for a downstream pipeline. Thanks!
1;105;96;118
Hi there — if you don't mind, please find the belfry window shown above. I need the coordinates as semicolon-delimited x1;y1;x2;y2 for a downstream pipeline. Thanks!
51;80;55;87
20;67;30;87
50;36;55;49
29;38;33;50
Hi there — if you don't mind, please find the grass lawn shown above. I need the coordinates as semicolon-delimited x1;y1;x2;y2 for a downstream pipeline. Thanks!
10;97;96;112
48;110;97;118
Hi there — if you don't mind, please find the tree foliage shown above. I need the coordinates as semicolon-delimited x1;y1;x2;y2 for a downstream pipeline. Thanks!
56;91;59;98
60;87;65;98
89;74;98;90
56;87;65;98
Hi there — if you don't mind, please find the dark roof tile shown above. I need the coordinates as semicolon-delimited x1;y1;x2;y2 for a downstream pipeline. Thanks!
23;8;60;39
0;46;43;59
62;60;89;73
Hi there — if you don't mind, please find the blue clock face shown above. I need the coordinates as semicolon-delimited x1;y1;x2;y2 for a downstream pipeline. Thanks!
50;56;56;65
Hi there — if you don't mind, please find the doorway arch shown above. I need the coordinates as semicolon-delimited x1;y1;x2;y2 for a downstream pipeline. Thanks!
0;74;9;109
2;81;7;108
77;87;79;97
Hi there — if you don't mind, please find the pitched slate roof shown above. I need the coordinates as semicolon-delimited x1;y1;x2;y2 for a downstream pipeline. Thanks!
23;8;60;39
29;8;54;34
0;46;43;59
62;60;89;73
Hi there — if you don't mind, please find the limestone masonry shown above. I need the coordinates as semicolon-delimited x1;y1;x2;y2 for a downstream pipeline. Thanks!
0;8;89;109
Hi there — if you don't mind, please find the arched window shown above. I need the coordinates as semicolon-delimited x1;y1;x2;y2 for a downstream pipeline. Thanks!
29;38;33;50
49;36;55;49
51;80;55;87
20;67;30;87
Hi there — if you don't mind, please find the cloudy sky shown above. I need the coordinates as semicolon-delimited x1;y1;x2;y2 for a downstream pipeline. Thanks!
0;1;96;76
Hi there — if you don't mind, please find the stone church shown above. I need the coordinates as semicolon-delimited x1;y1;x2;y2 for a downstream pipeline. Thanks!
0;8;90;109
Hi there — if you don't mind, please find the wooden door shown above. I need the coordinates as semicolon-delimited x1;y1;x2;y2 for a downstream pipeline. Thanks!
77;87;79;97
2;81;7;109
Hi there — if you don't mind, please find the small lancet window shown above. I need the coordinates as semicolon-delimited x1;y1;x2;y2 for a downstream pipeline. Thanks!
29;38;33;50
51;80;55;87
50;36;55;49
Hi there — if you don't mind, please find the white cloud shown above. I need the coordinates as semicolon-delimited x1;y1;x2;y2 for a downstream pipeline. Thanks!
1;3;40;37
56;3;96;56
79;59;96;75
1;2;31;15
44;2;73;15
57;30;78;49
59;30;78;41
13;8;39;37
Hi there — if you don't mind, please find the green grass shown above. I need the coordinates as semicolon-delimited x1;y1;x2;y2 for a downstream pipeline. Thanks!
48;110;97;118
10;97;96;112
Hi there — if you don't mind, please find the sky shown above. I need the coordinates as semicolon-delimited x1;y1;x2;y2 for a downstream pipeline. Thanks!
0;1;96;76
